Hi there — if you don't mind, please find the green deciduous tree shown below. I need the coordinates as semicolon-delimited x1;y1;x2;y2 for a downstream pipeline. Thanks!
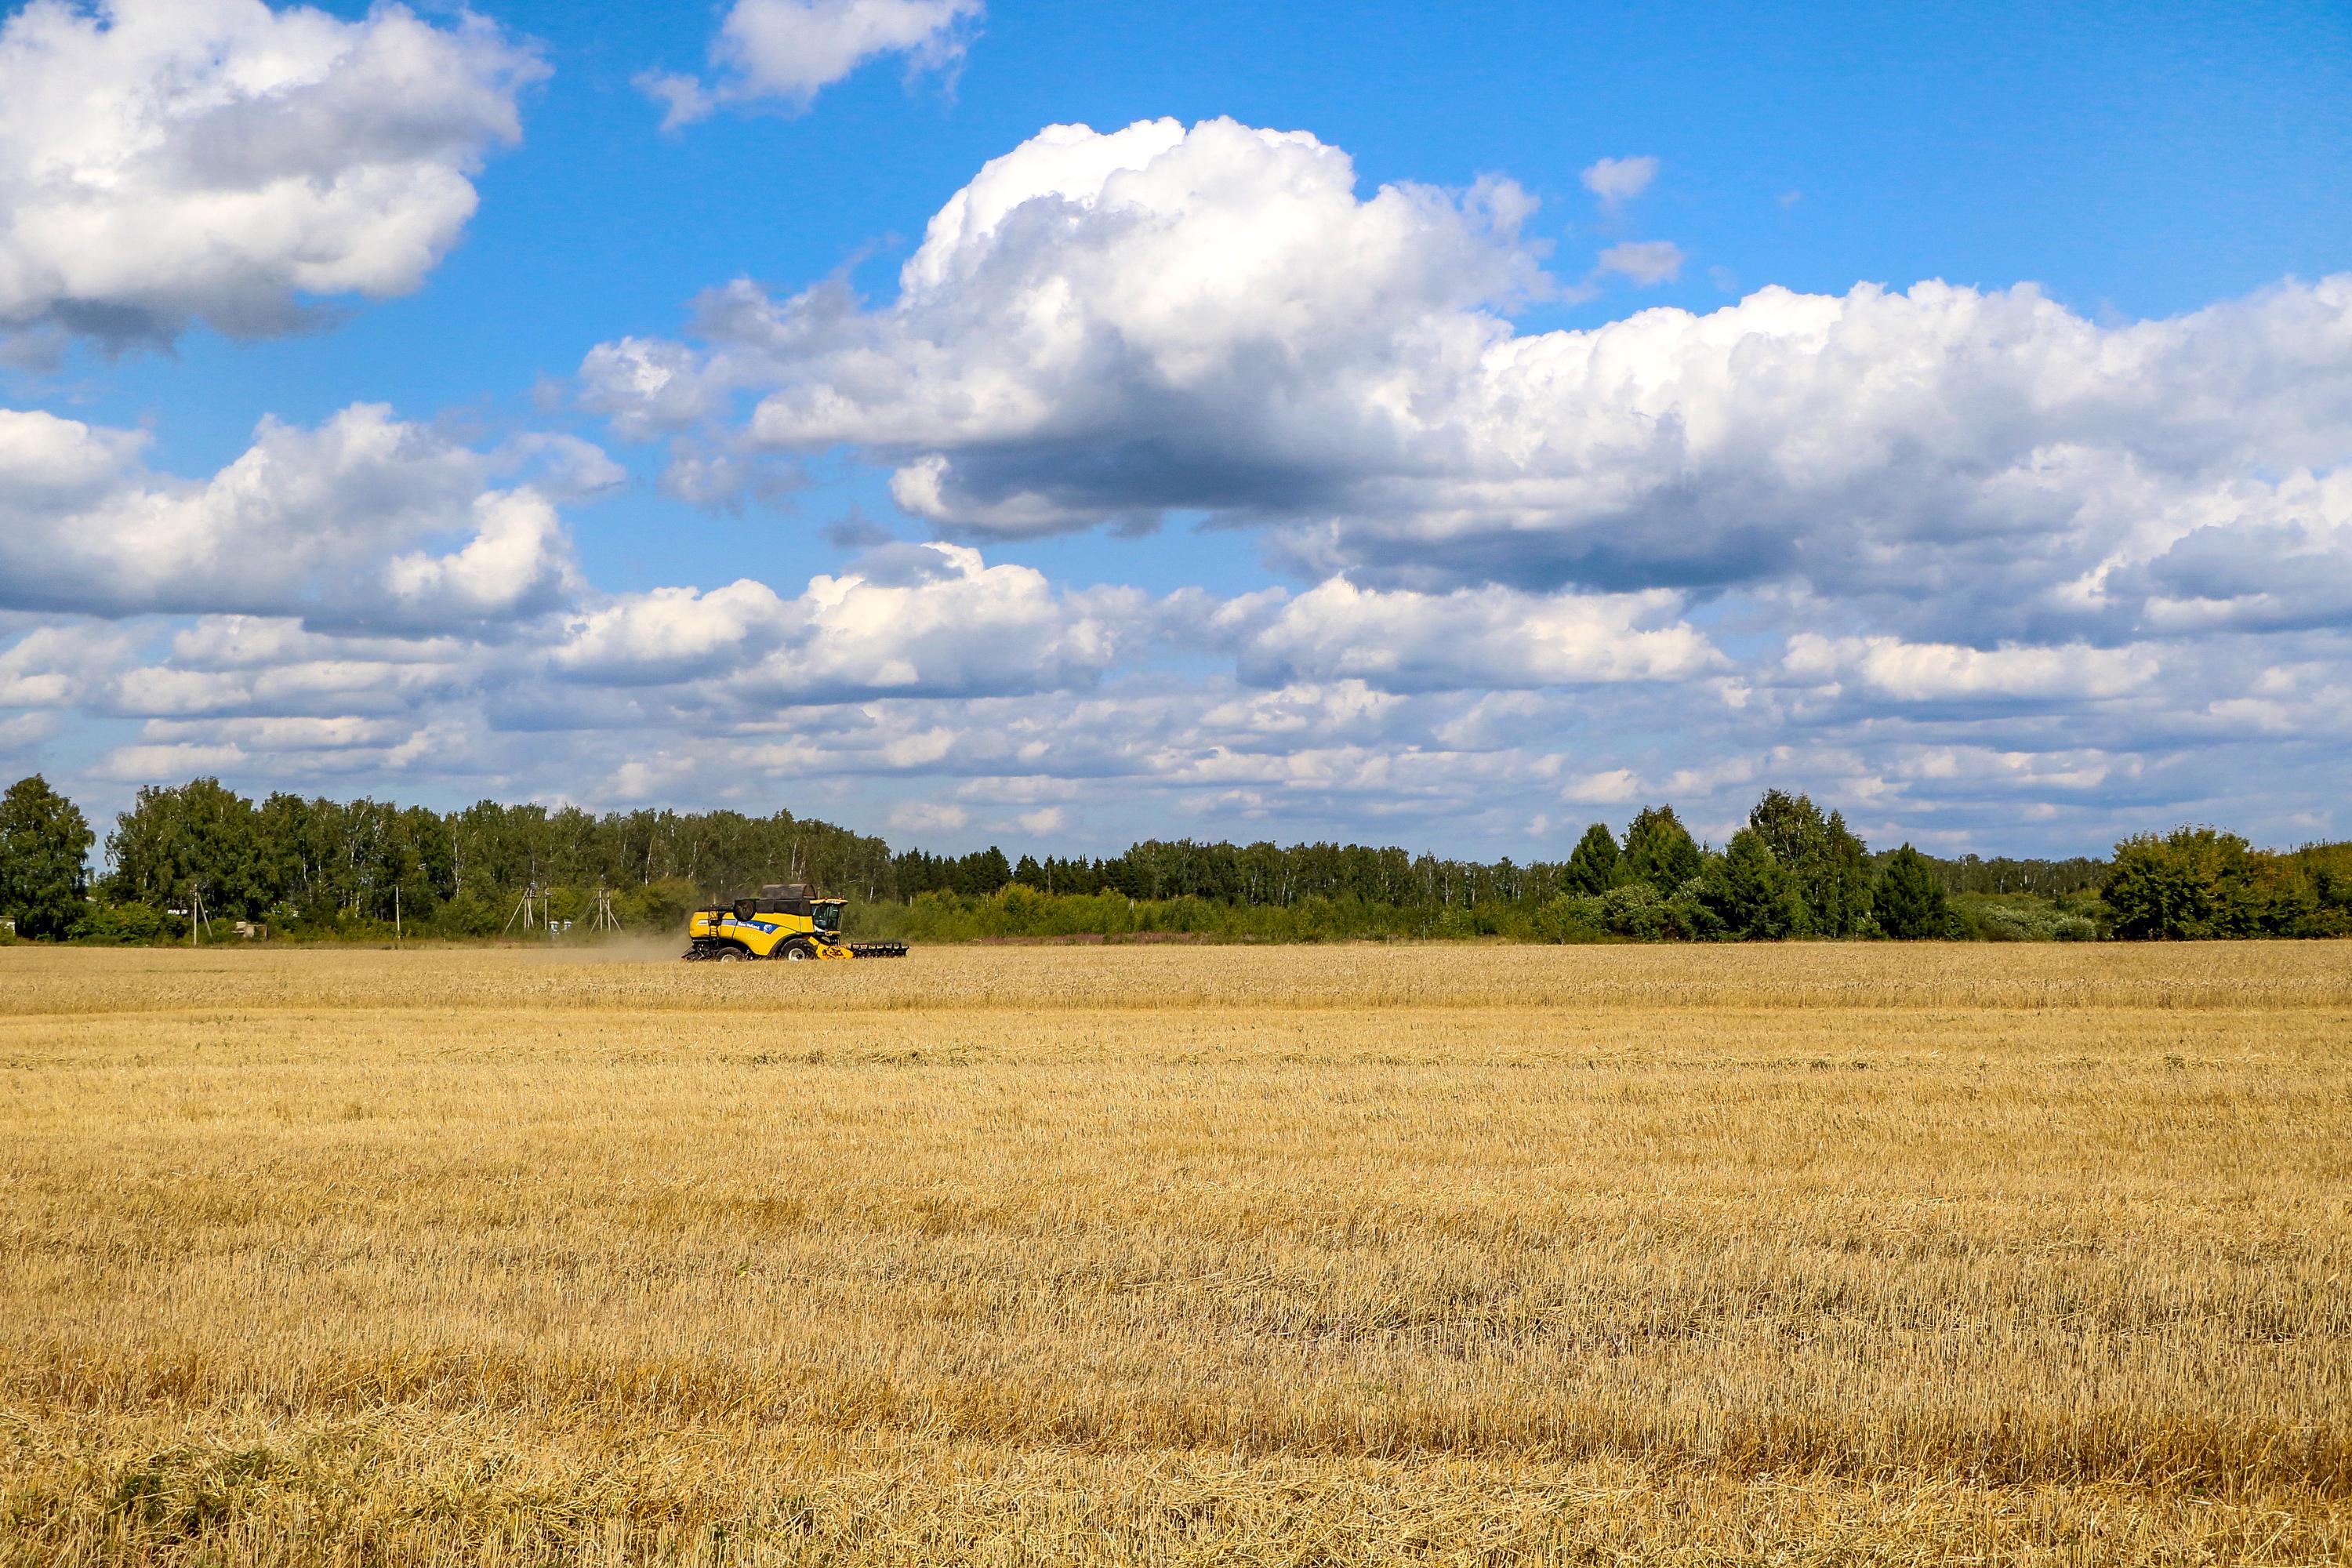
1747;788;1873;935
0;775;94;938
105;778;263;918
2103;826;2264;939
1874;844;1951;938
1807;811;1875;935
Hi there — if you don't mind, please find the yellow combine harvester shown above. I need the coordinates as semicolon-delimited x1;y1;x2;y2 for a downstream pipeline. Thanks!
681;883;909;961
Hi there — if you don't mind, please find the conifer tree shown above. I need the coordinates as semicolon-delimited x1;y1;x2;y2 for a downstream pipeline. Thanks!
1699;828;1807;938
1873;844;1951;938
1621;805;1704;889
1565;822;1622;895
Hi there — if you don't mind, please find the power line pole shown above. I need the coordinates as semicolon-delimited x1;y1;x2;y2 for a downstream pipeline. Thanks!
503;883;543;935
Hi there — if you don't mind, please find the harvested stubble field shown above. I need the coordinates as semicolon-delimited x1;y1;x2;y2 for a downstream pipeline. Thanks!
2;943;2349;1566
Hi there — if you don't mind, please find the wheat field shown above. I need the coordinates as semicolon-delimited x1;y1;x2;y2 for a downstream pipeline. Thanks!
2;942;2348;1565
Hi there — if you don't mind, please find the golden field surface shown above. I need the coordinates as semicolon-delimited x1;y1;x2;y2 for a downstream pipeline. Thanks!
2;942;2349;1566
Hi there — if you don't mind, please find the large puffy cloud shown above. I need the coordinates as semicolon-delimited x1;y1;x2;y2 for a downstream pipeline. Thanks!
2129;468;2352;633
550;580;792;687
583;118;2352;644
551;542;1131;699
579;116;1544;528
1299;278;2352;630
641;0;981;128
383;491;572;626
0;0;541;345
0;405;579;629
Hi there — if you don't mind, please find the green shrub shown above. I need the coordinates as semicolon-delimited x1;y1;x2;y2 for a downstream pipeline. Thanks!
1951;894;2096;942
1525;895;1610;943
425;895;505;938
70;901;172;945
1599;882;1671;939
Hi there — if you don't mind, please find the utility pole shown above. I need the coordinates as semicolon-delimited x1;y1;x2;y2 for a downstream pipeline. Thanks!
503;884;543;935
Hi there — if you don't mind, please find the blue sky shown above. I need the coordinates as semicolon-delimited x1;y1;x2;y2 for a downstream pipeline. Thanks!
3;0;2350;860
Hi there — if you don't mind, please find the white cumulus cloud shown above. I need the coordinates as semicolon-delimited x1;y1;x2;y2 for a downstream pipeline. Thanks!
581;118;2352;652
0;0;543;345
642;0;981;127
890;799;969;832
383;490;575;628
550;542;1133;702
0;404;579;630
1561;768;1642;804
551;580;791;686
1594;239;1685;285
0;623;137;706
1783;633;2159;702
1581;154;1657;206
1243;580;1721;691
585;117;1545;537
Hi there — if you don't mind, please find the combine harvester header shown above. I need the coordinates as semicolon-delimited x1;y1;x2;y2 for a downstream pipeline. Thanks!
682;884;909;962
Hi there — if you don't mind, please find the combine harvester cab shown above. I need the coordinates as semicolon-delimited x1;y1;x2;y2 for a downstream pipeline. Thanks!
683;883;909;962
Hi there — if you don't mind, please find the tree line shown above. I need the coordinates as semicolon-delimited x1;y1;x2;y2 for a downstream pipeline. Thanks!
0;772;2345;943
